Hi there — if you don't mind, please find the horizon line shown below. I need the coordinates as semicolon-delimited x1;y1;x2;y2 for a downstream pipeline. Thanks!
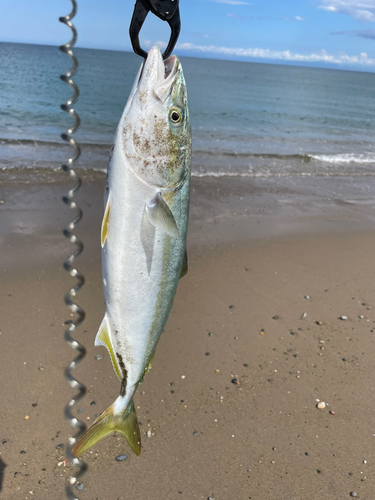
1;39;375;74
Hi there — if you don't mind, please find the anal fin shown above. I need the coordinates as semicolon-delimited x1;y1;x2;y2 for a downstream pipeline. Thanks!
139;351;156;384
95;315;122;381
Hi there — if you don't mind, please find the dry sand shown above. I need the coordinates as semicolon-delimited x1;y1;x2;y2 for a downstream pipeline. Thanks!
1;174;375;500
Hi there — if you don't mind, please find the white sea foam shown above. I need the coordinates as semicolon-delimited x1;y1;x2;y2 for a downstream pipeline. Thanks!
191;171;375;178
309;153;375;164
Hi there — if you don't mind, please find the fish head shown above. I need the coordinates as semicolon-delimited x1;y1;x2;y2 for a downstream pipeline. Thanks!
123;45;191;190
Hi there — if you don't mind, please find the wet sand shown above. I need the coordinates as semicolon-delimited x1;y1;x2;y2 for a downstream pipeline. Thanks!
1;175;375;499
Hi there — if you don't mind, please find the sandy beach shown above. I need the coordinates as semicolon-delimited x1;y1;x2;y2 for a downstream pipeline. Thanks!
1;173;375;500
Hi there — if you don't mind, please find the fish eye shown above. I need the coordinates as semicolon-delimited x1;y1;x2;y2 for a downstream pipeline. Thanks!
169;107;183;126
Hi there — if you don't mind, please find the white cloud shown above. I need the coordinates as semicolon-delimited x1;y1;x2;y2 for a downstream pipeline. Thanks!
177;42;375;67
294;16;305;20
316;0;375;22
142;39;167;50
226;12;248;18
210;0;249;4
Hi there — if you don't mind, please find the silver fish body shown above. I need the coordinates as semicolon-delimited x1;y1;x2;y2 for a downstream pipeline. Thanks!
73;46;191;457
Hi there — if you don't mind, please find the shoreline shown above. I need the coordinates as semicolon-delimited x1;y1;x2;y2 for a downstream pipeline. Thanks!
2;173;375;269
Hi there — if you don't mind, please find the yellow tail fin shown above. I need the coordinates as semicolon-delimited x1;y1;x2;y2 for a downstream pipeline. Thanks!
72;399;141;457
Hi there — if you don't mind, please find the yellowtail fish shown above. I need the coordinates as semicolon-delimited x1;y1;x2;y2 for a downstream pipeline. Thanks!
72;46;191;457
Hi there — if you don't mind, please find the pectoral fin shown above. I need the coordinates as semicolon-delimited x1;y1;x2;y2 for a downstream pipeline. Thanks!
180;250;188;279
95;315;122;381
101;196;110;247
146;193;180;239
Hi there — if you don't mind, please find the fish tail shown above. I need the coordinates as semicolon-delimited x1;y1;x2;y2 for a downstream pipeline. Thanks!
72;398;141;457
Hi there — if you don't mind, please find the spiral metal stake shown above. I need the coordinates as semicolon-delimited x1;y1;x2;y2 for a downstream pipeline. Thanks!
59;1;88;498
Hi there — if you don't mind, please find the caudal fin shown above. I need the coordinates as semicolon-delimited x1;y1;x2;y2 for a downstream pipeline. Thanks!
72;399;141;457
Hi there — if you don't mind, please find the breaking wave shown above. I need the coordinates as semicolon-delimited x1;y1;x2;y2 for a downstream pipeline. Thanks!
191;171;375;178
1;137;375;182
308;153;375;164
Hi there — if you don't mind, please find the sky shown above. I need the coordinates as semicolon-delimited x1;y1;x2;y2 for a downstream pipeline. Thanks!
1;0;375;71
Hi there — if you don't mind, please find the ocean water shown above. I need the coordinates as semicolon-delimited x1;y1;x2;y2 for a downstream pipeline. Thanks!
1;41;375;182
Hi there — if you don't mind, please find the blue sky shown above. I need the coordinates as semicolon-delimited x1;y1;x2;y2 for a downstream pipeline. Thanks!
2;0;375;71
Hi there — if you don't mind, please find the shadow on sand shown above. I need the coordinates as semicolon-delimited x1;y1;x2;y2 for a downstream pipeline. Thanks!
0;456;6;492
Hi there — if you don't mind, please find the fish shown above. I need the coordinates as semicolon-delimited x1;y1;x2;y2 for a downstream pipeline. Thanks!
72;45;191;458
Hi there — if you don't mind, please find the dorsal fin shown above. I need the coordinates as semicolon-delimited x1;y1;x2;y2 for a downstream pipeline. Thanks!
145;193;180;239
101;196;110;247
94;315;122;381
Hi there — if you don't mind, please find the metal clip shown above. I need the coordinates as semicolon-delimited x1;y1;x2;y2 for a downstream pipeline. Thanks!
129;0;181;60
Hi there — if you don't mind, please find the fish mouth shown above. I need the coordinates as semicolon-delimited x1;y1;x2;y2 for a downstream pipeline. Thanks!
163;54;178;80
137;46;179;99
